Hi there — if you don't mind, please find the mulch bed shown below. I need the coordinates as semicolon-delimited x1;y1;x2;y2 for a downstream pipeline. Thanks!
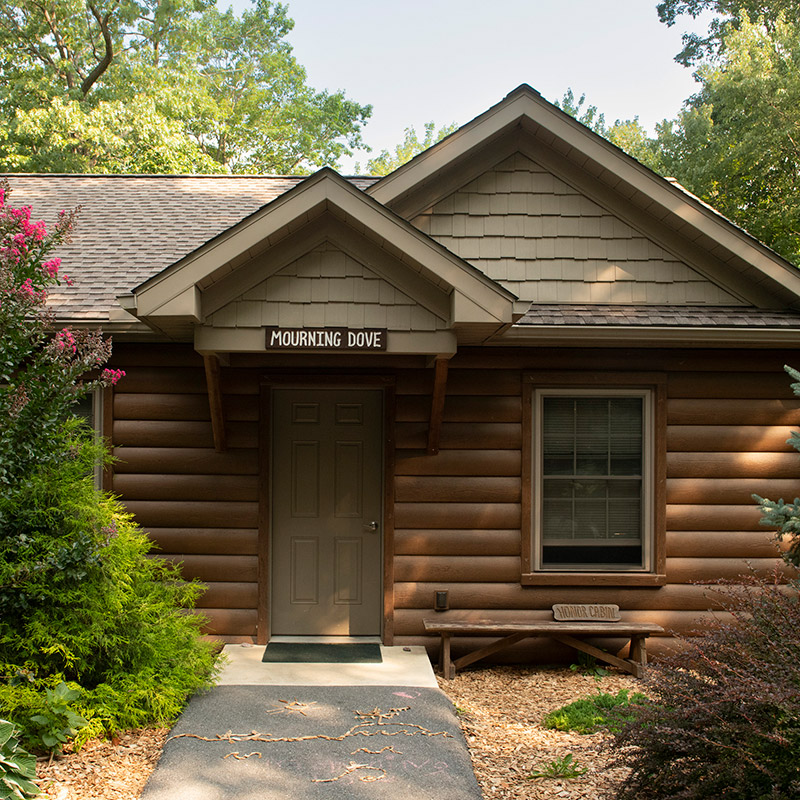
437;665;636;799
34;666;636;799
35;728;168;800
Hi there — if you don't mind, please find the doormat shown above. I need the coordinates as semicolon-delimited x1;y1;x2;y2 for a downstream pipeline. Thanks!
262;643;382;663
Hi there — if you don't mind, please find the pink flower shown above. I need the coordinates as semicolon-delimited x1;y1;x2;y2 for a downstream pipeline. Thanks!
101;368;126;386
20;278;34;297
43;258;61;278
55;329;77;354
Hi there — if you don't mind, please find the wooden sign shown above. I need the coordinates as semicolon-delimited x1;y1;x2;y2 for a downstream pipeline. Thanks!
552;603;621;622
265;327;387;352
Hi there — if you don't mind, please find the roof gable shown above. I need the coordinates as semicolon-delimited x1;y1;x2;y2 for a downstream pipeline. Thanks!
125;169;515;353
368;85;800;309
413;151;744;306
207;241;449;332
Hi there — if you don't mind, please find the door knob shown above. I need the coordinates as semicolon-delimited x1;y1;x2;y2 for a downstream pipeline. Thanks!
363;521;379;532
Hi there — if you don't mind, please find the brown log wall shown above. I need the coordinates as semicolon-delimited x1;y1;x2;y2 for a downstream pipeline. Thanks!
110;344;260;640
391;347;800;662
107;344;800;655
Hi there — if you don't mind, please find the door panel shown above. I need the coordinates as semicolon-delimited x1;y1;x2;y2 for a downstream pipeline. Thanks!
271;388;382;635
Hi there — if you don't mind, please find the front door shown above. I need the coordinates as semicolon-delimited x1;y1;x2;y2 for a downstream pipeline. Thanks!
271;388;383;636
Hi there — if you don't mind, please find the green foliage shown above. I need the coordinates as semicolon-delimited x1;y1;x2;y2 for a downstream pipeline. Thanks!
27;683;87;754
362;121;458;176
569;653;609;679
612;571;800;799
0;720;38;800
656;11;800;265
542;689;646;734
528;753;587;779
0;184;218;751
554;89;665;173
656;0;800;66
0;0;371;173
557;9;800;267
755;365;800;566
0;443;219;739
1;97;225;174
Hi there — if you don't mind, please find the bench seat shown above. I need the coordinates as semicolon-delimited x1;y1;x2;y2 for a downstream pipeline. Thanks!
423;619;665;679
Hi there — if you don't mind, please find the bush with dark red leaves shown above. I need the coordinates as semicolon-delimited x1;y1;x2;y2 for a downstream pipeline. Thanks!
612;568;800;800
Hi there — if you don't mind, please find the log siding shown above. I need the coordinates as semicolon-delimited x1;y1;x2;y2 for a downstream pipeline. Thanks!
106;343;800;656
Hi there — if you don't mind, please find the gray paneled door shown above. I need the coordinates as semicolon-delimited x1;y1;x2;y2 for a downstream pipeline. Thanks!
271;388;383;635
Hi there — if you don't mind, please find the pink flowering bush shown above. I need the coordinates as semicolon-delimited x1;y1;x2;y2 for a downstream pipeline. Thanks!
0;180;217;748
0;179;124;485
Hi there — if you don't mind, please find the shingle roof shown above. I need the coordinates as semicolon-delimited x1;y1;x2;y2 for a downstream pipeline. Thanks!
4;174;378;321
517;304;800;328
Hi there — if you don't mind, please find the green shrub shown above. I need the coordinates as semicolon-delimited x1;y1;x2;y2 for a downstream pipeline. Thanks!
543;689;646;734
27;683;87;755
612;571;800;800
0;435;219;744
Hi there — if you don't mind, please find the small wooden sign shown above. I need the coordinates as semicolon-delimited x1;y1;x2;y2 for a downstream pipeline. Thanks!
265;327;387;352
552;603;621;622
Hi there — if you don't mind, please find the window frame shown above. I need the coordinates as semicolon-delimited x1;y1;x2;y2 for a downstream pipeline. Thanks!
74;386;112;490
521;372;667;587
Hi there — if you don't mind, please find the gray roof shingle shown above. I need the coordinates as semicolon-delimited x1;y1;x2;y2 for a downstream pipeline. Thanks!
517;304;800;328
4;174;378;321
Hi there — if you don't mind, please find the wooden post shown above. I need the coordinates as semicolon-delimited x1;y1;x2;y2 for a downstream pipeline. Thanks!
203;354;227;452
427;356;450;455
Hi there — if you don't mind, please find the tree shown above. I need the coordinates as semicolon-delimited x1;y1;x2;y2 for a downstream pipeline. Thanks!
362;121;458;176
0;0;372;174
656;0;800;66
655;12;800;264
0;179;122;484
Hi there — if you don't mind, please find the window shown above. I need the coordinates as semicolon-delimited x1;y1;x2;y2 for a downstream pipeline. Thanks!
74;388;105;489
522;374;666;586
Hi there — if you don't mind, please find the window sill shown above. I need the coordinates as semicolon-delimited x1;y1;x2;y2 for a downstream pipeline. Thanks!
521;572;667;587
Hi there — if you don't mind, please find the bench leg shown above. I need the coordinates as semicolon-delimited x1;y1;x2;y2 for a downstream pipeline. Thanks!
439;633;455;680
629;634;648;668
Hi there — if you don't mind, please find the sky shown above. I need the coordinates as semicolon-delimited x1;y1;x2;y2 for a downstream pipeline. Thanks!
229;0;711;172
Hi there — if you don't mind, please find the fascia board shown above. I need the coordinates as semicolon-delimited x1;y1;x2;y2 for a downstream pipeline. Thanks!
138;285;201;320
368;92;538;205
497;325;800;347
451;291;505;324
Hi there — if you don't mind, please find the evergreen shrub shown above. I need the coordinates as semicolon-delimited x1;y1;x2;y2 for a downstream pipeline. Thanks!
0;433;219;746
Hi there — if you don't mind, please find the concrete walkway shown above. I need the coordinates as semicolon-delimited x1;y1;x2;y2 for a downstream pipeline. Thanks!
140;643;483;800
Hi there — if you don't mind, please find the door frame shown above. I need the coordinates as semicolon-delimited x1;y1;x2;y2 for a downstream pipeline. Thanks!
258;374;396;645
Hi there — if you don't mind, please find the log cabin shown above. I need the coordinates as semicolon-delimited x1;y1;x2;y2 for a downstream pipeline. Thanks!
10;85;800;663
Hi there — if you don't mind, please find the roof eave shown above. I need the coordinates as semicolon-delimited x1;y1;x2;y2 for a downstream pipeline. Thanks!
496;325;800;348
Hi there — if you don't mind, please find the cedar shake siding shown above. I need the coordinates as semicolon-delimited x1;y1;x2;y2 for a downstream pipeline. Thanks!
412;153;743;306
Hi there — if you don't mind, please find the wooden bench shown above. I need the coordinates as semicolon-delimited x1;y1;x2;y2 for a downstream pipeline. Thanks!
423;619;664;679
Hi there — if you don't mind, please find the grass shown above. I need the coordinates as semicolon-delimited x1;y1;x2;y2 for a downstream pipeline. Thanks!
542;688;647;734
